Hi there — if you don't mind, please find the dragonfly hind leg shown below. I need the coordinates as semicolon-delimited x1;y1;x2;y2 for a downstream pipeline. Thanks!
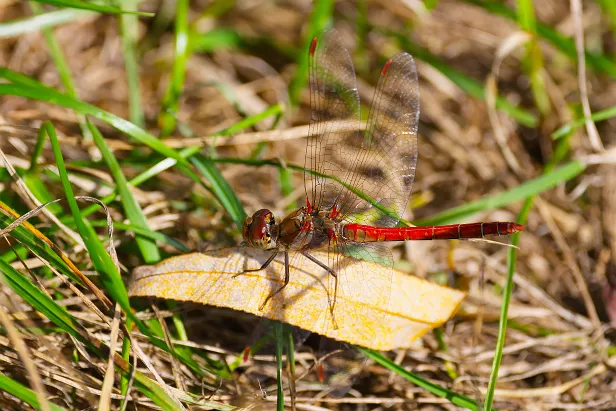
258;251;290;310
302;252;339;329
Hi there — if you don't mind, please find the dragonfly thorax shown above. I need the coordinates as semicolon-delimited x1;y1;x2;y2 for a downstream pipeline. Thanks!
278;208;336;251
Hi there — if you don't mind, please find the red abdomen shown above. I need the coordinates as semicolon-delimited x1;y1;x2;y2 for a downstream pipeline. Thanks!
342;222;524;242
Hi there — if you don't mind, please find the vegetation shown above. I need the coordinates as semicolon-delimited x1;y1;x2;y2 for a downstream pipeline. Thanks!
0;0;615;409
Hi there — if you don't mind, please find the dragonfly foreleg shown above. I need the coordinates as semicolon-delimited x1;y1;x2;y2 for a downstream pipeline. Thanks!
236;249;278;278
302;252;339;329
258;251;290;310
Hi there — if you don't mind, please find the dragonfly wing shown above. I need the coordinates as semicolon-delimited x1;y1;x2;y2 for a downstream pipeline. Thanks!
317;241;394;349
338;52;419;227
306;29;362;211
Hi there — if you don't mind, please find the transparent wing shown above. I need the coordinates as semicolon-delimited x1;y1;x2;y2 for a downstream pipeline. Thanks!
336;53;420;227
305;29;362;210
307;30;419;227
317;241;394;350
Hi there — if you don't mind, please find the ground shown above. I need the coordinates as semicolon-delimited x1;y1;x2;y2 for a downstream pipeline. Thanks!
0;0;615;410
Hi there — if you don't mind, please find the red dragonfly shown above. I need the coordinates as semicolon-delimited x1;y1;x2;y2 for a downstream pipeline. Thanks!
242;29;522;339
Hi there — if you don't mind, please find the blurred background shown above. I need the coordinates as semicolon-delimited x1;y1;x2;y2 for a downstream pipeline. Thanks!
1;0;616;409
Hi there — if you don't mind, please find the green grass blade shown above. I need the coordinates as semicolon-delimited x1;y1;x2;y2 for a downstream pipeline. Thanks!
30;0;92;140
287;0;334;107
30;1;78;97
213;104;284;137
0;66;57;89
274;322;285;411
76;146;202;221
0;82;202;180
0;254;185;410
32;0;153;16
130;147;201;185
22;174;64;215
190;28;242;53
190;154;247;229
216;157;405;221
424;0;440;9
29;125;47;172
484;134;571;410
89;121;160;264
414;160;585;226
517;0;550;114
116;0;145;127
44;122;131;311
358;348;478;410
43;123;206;378
598;0;616;34
0;8;93;38
552;104;616;139
484;208;528;410
159;0;189;137
0;373;67;411
354;0;369;73
284;324;296;402
0;257;85;340
40;147;201;253
279;167;294;210
88;220;188;252
0;209;82;284
466;0;616;78
130;372;185;411
386;31;538;127
0;71;184;162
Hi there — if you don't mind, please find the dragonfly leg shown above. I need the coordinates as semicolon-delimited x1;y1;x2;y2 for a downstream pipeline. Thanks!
236;249;278;278
259;251;290;310
302;252;339;329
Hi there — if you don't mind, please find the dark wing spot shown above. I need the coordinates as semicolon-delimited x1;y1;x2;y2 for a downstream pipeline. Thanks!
343;130;365;149
402;174;414;187
359;166;385;180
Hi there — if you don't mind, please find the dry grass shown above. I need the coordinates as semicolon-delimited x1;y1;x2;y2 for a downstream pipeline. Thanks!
0;0;615;410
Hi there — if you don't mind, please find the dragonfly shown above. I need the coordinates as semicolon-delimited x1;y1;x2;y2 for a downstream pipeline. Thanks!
242;29;523;340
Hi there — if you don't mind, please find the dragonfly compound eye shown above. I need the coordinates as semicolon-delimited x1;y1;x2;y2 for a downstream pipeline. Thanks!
243;209;277;249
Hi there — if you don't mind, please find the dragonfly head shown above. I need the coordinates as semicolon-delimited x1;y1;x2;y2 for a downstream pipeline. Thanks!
242;209;278;250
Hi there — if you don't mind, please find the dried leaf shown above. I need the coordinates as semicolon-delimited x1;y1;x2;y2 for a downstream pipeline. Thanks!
128;248;467;351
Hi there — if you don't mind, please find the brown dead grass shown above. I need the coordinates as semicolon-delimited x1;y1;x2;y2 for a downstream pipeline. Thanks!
1;0;616;410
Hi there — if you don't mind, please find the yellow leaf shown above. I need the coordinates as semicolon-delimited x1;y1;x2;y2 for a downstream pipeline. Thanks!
128;248;467;351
